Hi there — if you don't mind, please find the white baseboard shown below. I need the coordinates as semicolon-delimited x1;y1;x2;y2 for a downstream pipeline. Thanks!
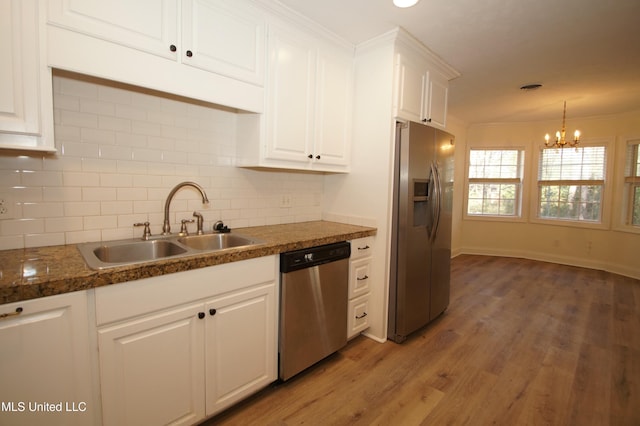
458;246;640;280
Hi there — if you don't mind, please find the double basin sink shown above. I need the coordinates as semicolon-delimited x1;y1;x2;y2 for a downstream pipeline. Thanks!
78;233;263;270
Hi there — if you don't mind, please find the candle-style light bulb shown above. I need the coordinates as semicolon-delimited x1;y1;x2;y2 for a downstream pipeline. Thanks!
574;130;580;141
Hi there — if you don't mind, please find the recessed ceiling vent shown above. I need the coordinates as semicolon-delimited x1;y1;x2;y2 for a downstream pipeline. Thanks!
520;83;543;91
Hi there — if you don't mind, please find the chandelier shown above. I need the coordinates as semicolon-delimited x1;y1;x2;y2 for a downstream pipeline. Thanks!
544;101;580;148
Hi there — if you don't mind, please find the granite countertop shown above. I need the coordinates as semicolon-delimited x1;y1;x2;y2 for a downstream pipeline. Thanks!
0;221;376;305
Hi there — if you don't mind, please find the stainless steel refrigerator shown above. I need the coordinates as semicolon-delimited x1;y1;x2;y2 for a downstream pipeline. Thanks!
388;121;455;343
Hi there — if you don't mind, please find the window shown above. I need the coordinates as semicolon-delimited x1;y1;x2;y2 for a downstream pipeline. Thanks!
537;146;606;222
624;140;640;226
467;149;524;217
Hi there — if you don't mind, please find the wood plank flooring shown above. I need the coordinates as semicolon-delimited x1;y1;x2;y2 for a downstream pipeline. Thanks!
203;255;640;425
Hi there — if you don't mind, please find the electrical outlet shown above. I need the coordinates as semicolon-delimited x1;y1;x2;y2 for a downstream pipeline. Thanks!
280;194;292;208
0;193;15;219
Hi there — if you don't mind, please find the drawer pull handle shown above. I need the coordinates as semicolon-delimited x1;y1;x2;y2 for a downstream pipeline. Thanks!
0;307;23;319
355;312;368;319
358;245;370;251
357;275;369;281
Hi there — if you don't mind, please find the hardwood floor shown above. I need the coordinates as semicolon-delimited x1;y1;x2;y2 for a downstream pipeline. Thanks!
204;255;640;425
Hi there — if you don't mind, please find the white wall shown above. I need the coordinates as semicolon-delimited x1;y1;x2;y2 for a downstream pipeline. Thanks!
0;73;324;250
458;110;640;279
323;33;396;342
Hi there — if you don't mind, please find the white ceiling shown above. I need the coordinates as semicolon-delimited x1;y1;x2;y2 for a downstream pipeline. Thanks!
277;0;640;124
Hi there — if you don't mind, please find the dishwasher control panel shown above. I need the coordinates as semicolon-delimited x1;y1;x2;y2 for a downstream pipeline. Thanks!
280;242;351;272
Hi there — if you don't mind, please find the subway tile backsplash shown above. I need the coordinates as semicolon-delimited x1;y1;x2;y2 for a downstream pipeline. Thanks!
0;74;323;250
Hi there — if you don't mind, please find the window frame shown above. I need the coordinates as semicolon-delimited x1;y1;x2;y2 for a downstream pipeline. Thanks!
615;137;640;234
530;138;613;230
464;146;527;222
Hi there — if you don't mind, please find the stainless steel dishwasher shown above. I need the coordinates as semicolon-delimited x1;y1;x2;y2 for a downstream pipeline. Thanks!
279;241;351;381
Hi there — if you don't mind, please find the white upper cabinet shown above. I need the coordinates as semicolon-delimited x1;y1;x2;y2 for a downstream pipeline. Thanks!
395;51;426;123
47;0;264;84
46;0;266;111
0;0;55;151
182;0;264;85
46;0;179;60
237;20;353;173
426;71;449;128
394;32;459;129
265;23;315;164
313;46;353;168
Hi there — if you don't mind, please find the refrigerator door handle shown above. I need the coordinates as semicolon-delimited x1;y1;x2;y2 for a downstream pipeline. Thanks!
427;163;435;237
430;162;442;242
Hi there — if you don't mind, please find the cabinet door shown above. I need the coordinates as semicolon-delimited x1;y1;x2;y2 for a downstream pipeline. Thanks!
182;0;265;85
424;71;449;128
395;52;425;123
265;24;315;164
47;0;179;60
0;292;94;426
205;283;277;416
314;47;352;168
98;303;205;426
0;0;39;135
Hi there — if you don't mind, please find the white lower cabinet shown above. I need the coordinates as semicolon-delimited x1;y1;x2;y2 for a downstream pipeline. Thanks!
347;237;373;338
98;302;206;426
348;294;371;338
205;284;275;415
0;291;96;426
95;256;278;426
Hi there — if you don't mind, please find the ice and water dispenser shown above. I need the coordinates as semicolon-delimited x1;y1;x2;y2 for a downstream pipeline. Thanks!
413;179;429;227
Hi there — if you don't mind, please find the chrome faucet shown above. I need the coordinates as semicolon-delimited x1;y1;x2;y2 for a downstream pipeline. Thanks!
162;182;209;235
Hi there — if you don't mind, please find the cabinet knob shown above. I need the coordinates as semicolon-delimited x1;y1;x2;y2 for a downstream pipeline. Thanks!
169;44;177;52
186;50;193;57
308;154;313;159
198;312;205;319
315;155;321;160
209;308;217;316
422;118;432;123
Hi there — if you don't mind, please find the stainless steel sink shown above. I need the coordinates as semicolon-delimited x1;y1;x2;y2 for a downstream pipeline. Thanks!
177;233;261;251
92;240;187;263
77;232;264;270
79;239;189;270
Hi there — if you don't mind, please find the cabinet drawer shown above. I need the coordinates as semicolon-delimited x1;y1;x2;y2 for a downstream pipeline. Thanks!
349;257;371;299
347;294;370;338
350;237;373;259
